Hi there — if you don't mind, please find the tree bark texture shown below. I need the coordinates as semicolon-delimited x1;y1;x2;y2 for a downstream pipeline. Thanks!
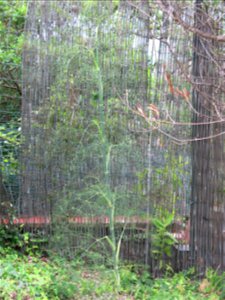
191;0;225;273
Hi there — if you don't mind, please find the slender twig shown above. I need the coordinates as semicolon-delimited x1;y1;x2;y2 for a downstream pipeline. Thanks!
157;0;225;42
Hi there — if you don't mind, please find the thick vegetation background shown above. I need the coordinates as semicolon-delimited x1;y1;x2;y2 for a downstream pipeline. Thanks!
0;0;225;299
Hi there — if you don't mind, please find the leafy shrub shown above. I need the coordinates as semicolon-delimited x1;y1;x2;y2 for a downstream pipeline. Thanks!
0;222;45;257
151;210;177;272
0;250;78;300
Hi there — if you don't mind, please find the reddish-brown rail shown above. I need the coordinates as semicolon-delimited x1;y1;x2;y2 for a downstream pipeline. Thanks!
0;215;190;244
0;215;148;225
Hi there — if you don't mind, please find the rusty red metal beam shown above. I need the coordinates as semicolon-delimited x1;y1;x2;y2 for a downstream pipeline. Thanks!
0;216;149;225
0;215;190;244
0;216;51;225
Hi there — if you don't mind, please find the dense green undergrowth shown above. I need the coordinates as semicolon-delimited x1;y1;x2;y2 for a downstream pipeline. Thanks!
0;247;224;300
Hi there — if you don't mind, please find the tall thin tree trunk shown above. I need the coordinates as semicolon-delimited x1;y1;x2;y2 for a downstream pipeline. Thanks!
191;0;224;273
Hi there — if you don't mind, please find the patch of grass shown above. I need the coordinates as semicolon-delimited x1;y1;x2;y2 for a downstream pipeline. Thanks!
0;248;222;300
0;248;79;300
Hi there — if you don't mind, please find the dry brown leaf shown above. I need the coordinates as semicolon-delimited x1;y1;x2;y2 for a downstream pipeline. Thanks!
148;104;160;118
198;278;210;293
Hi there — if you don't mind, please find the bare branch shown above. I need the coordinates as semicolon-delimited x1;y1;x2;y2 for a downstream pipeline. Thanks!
7;69;22;95
157;0;225;42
